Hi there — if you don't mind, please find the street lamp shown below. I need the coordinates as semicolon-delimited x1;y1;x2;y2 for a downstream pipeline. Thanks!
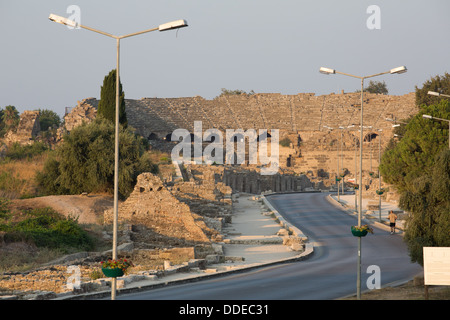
376;129;382;222
49;13;188;300
428;91;450;98
422;114;450;149
319;65;407;300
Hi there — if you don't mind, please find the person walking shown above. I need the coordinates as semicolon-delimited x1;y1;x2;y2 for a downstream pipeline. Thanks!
387;210;398;234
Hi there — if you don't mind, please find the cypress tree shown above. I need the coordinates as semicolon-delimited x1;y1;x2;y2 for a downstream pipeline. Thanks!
97;69;127;128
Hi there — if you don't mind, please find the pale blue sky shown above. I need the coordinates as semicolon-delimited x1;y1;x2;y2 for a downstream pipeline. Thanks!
1;0;449;116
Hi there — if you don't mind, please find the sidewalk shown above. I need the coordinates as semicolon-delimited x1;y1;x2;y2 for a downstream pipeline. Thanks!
329;193;406;232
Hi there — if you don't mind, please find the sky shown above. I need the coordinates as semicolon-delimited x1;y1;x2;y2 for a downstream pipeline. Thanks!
1;0;449;117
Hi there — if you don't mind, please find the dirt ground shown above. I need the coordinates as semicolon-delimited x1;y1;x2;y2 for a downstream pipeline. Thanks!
341;278;450;300
10;194;113;225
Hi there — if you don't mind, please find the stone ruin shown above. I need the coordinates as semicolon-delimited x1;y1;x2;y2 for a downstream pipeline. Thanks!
55;98;97;141
3;110;40;145
63;98;97;132
103;172;226;248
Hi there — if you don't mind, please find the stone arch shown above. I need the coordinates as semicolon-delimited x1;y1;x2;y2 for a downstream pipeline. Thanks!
364;132;379;142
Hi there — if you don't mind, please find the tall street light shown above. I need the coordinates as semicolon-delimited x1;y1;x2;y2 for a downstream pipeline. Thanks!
376;129;382;222
319;65;407;299
49;13;188;300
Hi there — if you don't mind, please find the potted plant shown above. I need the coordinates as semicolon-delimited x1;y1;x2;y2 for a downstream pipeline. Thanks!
376;189;384;195
369;172;374;176
351;225;374;237
101;258;133;278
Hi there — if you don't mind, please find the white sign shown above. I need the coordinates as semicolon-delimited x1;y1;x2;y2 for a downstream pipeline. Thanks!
423;247;450;286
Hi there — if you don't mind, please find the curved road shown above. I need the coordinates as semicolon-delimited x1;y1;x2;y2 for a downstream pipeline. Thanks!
117;192;422;300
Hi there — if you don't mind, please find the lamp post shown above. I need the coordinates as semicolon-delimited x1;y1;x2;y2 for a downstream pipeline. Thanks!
49;14;188;300
320;65;407;299
377;129;382;222
339;126;345;196
324;125;340;200
422;114;450;149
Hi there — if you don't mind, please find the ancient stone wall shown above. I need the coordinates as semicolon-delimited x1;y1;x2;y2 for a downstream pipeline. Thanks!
103;172;219;245
63;98;98;132
3;110;40;145
122;92;416;140
63;92;417;186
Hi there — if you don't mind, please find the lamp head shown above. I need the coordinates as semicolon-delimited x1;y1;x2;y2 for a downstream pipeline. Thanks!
319;67;335;75
159;19;188;31
49;14;78;28
427;91;440;97
390;66;407;74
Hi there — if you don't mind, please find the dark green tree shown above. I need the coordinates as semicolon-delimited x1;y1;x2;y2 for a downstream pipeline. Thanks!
97;69;127;128
2;105;20;131
380;99;450;265
400;149;450;265
217;88;255;98
38;109;61;131
415;72;450;107
364;80;388;94
36;118;157;199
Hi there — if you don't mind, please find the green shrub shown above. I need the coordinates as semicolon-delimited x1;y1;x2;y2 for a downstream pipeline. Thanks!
36;118;158;199
0;206;94;253
4;142;48;160
279;137;291;147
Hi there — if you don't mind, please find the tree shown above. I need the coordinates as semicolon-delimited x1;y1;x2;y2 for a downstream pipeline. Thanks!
356;81;388;94
97;69;127;128
38;109;61;131
1;105;20;131
217;88;255;98
381;100;450;191
401;149;450;265
415;72;450;107
36;118;157;199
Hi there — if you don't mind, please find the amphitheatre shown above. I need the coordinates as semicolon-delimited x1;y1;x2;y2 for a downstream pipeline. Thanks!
0;90;419;298
69;90;417;181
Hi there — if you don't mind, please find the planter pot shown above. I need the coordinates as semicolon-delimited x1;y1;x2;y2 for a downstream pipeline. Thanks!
376;190;384;195
102;268;124;278
351;226;368;237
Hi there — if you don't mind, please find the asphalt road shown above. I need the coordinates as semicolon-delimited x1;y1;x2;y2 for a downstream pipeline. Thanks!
117;192;422;300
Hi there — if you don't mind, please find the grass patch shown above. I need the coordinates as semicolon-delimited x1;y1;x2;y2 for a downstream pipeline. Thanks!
0;206;94;252
0;151;49;199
